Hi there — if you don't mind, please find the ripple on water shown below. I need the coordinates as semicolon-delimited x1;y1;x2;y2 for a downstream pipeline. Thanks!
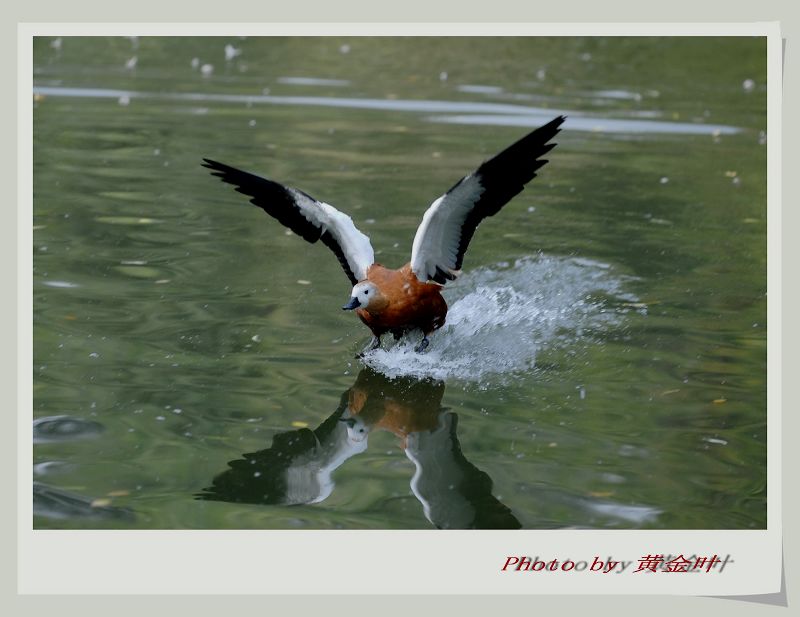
363;255;637;383
34;482;135;523
33;415;105;444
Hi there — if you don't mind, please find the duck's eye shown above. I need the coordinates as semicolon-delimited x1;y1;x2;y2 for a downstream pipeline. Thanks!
364;290;369;295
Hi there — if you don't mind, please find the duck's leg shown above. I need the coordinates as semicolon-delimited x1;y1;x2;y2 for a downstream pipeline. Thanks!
414;336;430;353
356;335;382;358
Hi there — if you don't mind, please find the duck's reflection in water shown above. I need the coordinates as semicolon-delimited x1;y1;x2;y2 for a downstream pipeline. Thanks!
198;368;520;529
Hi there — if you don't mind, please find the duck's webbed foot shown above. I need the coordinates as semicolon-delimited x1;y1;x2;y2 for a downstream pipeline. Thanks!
356;335;382;358
414;336;430;353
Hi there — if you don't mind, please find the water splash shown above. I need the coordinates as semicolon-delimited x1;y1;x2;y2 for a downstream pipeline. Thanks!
363;255;638;382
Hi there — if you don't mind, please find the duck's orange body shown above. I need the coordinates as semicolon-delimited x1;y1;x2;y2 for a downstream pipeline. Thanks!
355;263;448;340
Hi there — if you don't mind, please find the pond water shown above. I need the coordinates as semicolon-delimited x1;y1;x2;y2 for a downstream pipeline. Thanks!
32;36;767;529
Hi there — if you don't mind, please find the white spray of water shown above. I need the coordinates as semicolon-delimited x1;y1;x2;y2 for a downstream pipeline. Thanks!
363;255;638;382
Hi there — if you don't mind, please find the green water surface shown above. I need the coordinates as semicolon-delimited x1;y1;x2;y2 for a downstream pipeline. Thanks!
32;36;767;529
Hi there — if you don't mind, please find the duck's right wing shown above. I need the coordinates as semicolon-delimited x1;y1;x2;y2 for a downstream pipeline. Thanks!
410;116;565;284
203;159;374;286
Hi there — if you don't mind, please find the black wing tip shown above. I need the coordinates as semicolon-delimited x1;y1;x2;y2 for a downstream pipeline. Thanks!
530;115;567;145
201;158;231;178
201;157;222;169
536;115;567;140
202;158;253;178
200;158;359;286
202;159;258;185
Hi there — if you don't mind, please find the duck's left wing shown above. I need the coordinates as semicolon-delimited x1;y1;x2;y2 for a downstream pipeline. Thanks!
410;116;565;284
203;159;374;285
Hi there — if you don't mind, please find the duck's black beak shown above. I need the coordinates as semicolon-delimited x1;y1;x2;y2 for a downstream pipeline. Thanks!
342;297;361;311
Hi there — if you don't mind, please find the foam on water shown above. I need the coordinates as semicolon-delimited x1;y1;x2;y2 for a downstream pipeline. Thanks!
363;255;638;383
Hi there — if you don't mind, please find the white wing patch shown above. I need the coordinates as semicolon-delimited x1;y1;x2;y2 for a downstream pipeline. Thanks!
317;202;375;282
410;175;485;282
289;189;375;282
407;116;564;284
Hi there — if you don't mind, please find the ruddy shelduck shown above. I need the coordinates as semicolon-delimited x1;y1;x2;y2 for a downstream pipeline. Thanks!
203;115;564;353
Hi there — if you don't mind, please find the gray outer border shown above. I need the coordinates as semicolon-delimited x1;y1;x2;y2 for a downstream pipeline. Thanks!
3;0;796;614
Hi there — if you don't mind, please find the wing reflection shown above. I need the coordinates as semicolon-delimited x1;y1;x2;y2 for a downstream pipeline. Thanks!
198;368;520;529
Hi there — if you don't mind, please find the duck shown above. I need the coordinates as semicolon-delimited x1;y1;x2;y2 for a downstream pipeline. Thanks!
203;115;565;353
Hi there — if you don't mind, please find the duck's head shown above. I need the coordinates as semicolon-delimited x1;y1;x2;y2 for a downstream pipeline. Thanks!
343;281;381;311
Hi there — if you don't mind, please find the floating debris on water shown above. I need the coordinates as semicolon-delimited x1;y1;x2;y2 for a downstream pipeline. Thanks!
224;44;242;61
43;280;79;288
115;265;160;278
457;84;504;94
95;216;158;225
584;500;660;525
277;76;351;87
34;482;134;522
